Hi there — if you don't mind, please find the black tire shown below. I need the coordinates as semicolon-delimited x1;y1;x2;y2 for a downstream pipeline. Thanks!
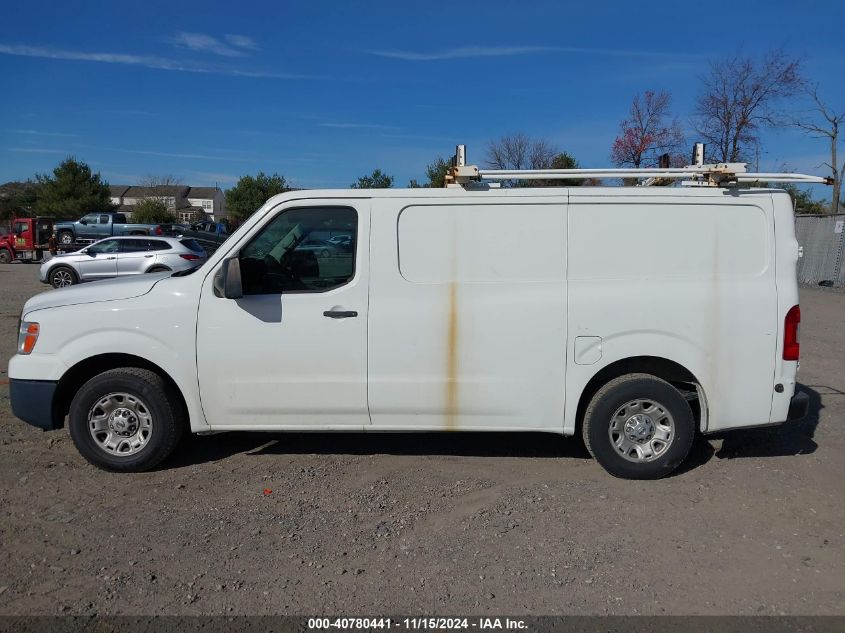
58;231;74;245
0;248;11;264
146;266;170;273
50;266;78;288
582;373;695;480
68;368;185;472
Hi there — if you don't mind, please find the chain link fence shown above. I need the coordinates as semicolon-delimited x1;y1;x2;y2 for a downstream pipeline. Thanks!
795;214;845;287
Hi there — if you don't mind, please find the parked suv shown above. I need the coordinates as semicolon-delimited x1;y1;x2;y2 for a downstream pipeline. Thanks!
40;236;206;288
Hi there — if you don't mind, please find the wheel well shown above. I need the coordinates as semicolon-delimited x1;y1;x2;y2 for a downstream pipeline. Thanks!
50;264;77;279
575;356;703;433
52;353;188;429
147;265;171;272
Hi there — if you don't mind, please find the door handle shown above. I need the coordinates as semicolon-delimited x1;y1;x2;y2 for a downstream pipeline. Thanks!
323;310;358;319
144;254;154;258
106;256;117;260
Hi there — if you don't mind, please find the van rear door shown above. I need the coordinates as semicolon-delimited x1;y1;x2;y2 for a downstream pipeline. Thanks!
367;197;568;431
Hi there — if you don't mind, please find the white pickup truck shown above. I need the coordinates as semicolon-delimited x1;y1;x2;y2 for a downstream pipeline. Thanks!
9;160;810;479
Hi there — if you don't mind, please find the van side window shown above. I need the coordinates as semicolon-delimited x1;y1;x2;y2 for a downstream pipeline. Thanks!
239;207;357;295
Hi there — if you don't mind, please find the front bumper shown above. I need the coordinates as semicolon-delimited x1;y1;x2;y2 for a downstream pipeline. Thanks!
9;378;61;430
787;390;810;422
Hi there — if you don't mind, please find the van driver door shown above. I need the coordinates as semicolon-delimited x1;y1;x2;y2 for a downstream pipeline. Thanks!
196;200;370;429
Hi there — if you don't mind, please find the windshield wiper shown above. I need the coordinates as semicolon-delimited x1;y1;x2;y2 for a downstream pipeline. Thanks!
171;267;198;277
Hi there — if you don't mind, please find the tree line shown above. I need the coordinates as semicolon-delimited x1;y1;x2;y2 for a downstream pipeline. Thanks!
2;48;841;224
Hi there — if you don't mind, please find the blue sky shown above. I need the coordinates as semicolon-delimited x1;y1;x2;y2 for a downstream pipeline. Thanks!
1;0;843;194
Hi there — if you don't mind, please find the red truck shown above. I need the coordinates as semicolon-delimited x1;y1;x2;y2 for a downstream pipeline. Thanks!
0;217;57;263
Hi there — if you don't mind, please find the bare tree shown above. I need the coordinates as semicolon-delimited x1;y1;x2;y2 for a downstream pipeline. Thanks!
485;133;557;170
694;49;803;163
138;174;183;198
136;174;186;220
486;133;567;187
789;85;844;213
611;90;686;168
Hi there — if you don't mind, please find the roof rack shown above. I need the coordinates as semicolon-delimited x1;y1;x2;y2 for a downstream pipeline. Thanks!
444;143;833;187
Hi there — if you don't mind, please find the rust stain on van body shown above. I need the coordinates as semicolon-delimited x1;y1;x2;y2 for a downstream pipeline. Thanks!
445;280;459;430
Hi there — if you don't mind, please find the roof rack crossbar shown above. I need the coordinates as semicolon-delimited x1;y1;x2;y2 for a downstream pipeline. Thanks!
444;144;833;187
477;168;831;185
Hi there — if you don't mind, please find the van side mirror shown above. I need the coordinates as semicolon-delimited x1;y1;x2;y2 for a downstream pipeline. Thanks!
214;257;243;299
79;219;88;225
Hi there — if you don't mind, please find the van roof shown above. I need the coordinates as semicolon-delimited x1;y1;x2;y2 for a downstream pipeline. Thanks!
265;185;791;206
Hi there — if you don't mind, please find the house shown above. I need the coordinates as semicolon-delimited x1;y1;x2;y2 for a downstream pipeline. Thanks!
109;185;228;223
108;185;129;207
186;187;227;222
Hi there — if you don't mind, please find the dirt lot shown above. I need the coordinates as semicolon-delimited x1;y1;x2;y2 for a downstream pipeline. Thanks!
0;263;843;616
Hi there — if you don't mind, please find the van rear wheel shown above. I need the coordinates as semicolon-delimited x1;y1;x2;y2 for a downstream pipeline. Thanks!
582;373;694;479
68;368;184;472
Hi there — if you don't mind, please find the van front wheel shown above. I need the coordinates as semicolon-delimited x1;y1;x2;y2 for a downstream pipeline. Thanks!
582;373;694;480
68;368;184;472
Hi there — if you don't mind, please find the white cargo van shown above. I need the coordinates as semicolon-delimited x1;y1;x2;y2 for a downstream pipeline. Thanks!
8;151;815;479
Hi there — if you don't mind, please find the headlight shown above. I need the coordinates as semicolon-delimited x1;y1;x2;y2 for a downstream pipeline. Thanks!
18;321;40;354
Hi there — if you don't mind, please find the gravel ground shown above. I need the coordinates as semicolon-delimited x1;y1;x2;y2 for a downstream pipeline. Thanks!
0;263;843;615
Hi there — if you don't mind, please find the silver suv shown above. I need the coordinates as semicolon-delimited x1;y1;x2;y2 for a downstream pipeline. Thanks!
40;236;207;288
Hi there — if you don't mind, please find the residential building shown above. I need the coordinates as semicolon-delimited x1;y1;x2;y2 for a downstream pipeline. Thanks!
109;184;228;223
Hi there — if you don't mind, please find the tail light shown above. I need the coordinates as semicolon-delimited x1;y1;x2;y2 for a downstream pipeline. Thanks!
155;226;163;235
783;305;800;361
179;254;200;261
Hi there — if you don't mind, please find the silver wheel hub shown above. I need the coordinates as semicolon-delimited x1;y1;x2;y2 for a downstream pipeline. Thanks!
54;271;72;287
609;399;674;463
88;393;153;456
624;414;655;442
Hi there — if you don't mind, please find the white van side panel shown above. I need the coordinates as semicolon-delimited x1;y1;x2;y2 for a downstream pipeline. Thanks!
367;198;568;431
564;195;778;434
770;191;800;422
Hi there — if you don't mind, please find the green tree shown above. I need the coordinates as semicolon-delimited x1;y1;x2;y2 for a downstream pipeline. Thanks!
131;198;176;224
0;180;40;222
781;183;828;214
351;169;393;189
34;157;114;218
546;152;584;186
409;157;450;188
225;172;290;221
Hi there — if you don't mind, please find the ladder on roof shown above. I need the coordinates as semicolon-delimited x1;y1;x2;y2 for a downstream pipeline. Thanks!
445;143;833;187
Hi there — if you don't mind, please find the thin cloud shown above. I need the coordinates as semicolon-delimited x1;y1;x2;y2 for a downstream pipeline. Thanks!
170;32;246;58
0;43;314;79
367;45;703;61
8;128;76;137
319;122;400;130
7;147;73;154
84;145;250;162
225;34;259;51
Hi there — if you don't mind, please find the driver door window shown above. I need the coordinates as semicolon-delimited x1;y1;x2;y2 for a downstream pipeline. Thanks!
239;207;356;294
